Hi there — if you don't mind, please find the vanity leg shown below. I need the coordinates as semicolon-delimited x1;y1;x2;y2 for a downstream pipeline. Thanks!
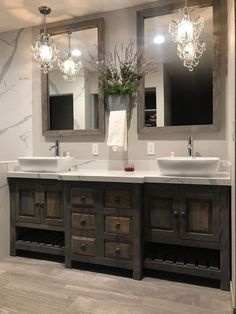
65;257;72;269
133;270;143;280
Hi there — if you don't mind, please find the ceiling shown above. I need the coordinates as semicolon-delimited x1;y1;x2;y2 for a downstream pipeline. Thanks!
0;0;156;33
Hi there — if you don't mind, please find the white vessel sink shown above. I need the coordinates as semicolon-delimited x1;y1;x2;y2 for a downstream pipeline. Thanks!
18;157;74;173
157;157;219;177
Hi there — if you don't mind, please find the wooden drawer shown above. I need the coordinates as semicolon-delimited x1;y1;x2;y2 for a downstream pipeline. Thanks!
71;213;96;231
105;216;132;234
71;188;95;207
104;242;132;260
104;189;131;209
71;236;96;256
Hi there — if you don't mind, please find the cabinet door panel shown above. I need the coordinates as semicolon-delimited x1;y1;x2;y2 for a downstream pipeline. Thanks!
144;190;179;241
180;189;220;242
15;185;40;223
41;187;64;226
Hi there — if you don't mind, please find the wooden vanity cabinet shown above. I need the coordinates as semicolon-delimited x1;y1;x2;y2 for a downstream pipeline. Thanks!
9;178;230;290
9;178;64;257
144;183;230;290
64;181;142;280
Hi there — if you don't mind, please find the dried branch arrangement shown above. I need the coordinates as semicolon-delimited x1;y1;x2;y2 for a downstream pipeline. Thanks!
87;40;158;95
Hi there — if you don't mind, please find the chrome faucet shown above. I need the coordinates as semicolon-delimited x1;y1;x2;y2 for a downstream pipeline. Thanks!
49;140;60;157
187;136;193;157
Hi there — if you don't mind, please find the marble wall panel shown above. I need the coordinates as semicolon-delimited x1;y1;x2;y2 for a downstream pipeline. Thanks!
0;28;33;161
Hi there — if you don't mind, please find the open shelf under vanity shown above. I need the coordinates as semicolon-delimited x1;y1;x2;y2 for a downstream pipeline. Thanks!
144;243;221;280
15;227;65;256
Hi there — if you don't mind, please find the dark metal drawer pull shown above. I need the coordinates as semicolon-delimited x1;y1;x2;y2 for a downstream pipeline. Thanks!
115;222;121;230
80;244;86;251
80;219;86;226
115;248;121;255
114;196;120;204
35;202;40;207
80;196;86;203
40;202;44;208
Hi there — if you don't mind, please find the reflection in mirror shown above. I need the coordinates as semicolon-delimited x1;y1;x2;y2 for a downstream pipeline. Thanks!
42;18;104;137
137;0;226;134
48;28;98;131
144;6;213;127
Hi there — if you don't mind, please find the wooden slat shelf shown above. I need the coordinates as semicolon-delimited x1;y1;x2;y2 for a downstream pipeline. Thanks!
145;243;221;279
15;241;65;256
15;228;65;256
144;259;221;279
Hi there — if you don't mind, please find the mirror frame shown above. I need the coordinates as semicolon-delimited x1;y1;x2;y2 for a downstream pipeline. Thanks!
137;0;226;135
41;18;105;137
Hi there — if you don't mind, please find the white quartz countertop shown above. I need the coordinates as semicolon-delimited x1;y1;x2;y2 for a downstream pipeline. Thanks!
7;169;231;186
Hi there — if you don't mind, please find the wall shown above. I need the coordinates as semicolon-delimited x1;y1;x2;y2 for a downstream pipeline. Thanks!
31;4;229;164
0;28;33;161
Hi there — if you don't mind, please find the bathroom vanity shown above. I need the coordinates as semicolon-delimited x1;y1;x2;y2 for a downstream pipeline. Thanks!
8;171;231;290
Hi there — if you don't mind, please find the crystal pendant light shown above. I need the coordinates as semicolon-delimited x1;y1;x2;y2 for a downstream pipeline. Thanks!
169;1;206;71
58;32;82;82
32;6;58;74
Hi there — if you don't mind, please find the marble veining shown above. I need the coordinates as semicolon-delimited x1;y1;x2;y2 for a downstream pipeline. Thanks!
0;29;23;88
18;130;31;148
0;27;33;160
0;114;32;136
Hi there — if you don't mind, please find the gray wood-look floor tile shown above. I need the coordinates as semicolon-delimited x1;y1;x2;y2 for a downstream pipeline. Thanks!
0;257;232;314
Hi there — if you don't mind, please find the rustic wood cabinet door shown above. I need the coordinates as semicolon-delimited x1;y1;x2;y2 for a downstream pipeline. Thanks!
144;190;180;242
15;184;41;223
40;185;64;226
180;188;220;242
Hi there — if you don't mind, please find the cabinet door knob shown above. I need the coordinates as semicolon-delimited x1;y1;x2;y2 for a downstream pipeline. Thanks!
80;196;86;203
173;211;179;217
80;219;86;226
180;211;186;217
40;202;44;208
35;202;40;207
80;243;86;251
115;222;121;230
115;247;121;255
114;196;120;204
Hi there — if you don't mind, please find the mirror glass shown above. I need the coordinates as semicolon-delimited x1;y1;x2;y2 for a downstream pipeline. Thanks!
42;18;105;137
48;28;99;131
143;6;213;127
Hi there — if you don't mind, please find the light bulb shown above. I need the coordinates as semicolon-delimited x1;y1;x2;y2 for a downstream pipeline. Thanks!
63;57;76;75
71;49;82;57
177;18;194;43
153;35;165;45
38;44;53;62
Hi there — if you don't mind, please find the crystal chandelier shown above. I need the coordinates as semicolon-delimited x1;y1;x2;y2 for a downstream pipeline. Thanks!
169;1;206;71
32;6;58;74
58;32;83;82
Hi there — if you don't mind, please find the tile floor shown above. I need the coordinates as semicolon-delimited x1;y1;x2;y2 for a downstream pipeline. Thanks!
0;257;232;314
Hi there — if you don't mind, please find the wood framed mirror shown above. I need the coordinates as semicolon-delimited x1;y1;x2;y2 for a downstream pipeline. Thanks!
137;0;226;135
41;18;105;137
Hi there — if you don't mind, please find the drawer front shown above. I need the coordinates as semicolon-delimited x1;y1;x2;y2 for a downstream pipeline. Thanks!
105;216;132;235
71;236;96;256
71;213;96;231
71;188;95;207
105;189;131;209
104;242;132;260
